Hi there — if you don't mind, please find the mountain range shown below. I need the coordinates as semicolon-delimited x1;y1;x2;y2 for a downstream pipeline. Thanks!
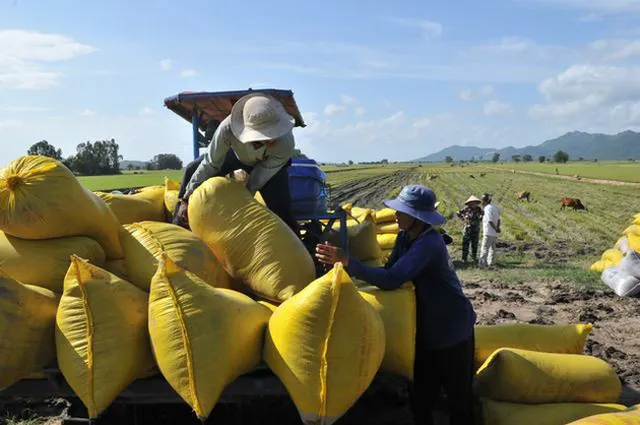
414;130;640;162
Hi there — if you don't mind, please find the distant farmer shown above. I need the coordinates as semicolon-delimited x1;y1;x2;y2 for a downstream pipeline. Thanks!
173;93;299;233
315;185;477;425
456;196;484;264
479;193;500;267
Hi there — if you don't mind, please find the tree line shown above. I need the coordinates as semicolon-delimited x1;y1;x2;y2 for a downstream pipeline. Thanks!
27;140;184;175
444;150;572;164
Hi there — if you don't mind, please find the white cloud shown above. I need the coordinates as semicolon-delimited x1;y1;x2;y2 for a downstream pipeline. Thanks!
484;100;513;116
526;0;640;13
79;109;96;116
139;107;154;116
579;12;602;22
588;39;640;61
324;103;345;116
529;64;640;127
0;30;95;90
180;68;198;78
1;106;51;112
160;59;172;71
458;85;493;101
355;107;367;116
388;18;443;37
0;119;23;130
340;95;358;105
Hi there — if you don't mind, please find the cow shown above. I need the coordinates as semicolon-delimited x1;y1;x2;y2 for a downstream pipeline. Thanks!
560;197;588;211
517;191;531;202
480;172;486;177
428;174;439;181
469;174;476;179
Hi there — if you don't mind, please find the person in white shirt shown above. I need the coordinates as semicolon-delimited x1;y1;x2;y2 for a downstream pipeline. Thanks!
174;93;298;233
479;193;500;267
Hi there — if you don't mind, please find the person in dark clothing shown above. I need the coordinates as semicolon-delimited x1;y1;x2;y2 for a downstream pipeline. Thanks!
174;93;299;234
315;185;477;425
456;195;484;264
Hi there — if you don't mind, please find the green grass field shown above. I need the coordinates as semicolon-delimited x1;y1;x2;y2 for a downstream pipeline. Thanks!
412;167;637;288
78;170;184;191
486;161;640;182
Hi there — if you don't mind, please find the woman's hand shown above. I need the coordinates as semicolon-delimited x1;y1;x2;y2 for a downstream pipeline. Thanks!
315;243;349;267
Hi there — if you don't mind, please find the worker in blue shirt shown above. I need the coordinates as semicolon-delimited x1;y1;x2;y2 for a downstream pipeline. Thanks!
316;185;477;425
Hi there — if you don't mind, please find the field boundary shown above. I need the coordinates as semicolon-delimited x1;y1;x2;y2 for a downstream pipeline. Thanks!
484;167;640;187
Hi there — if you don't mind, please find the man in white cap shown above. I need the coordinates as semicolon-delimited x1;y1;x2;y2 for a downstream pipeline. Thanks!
456;195;483;264
175;93;298;233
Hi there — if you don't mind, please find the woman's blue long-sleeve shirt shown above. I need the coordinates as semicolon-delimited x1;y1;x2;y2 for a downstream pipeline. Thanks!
347;228;476;350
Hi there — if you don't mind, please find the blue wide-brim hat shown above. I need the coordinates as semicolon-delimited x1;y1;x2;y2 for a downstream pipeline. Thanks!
383;185;445;226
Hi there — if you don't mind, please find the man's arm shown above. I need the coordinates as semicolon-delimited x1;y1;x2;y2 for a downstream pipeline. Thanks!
246;132;295;194
183;119;233;198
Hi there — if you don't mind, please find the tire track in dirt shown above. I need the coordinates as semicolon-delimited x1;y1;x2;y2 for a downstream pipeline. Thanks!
330;168;419;208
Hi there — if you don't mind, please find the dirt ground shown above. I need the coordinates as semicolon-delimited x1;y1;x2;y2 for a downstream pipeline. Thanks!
330;168;417;207
464;275;640;397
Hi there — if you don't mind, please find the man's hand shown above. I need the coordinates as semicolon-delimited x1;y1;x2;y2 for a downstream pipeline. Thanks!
315;243;349;267
177;200;189;226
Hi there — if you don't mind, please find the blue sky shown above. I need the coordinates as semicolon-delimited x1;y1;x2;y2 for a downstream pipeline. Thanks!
2;0;640;165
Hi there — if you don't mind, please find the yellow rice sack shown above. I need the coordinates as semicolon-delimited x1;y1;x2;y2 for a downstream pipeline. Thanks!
164;177;180;218
0;232;105;292
377;233;397;250
329;214;382;262
103;259;129;280
375;208;396;223
0;275;58;390
56;256;153;418
567;404;640;424
474;323;592;368
0;155;123;259
481;399;627;425
120;221;230;292
189;177;315;303
623;225;640;237
602;248;624;265
590;260;614;273
148;254;270;420
349;206;377;223
474;348;621;404
95;191;165;224
376;223;399;234
263;263;385;425
363;258;385;267
135;185;165;209
359;284;416;379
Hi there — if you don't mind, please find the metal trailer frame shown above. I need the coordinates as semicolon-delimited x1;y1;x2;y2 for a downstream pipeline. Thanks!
0;366;407;424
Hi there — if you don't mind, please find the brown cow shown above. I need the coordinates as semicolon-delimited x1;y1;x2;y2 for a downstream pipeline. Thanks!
480;172;486;177
428;174;439;181
517;191;531;202
560;197;588;211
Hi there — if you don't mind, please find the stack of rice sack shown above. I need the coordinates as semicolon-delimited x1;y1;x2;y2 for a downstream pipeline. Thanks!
93;177;182;225
566;404;640;423
324;203;385;267
590;217;640;273
590;216;640;297
340;204;397;265
474;323;627;425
